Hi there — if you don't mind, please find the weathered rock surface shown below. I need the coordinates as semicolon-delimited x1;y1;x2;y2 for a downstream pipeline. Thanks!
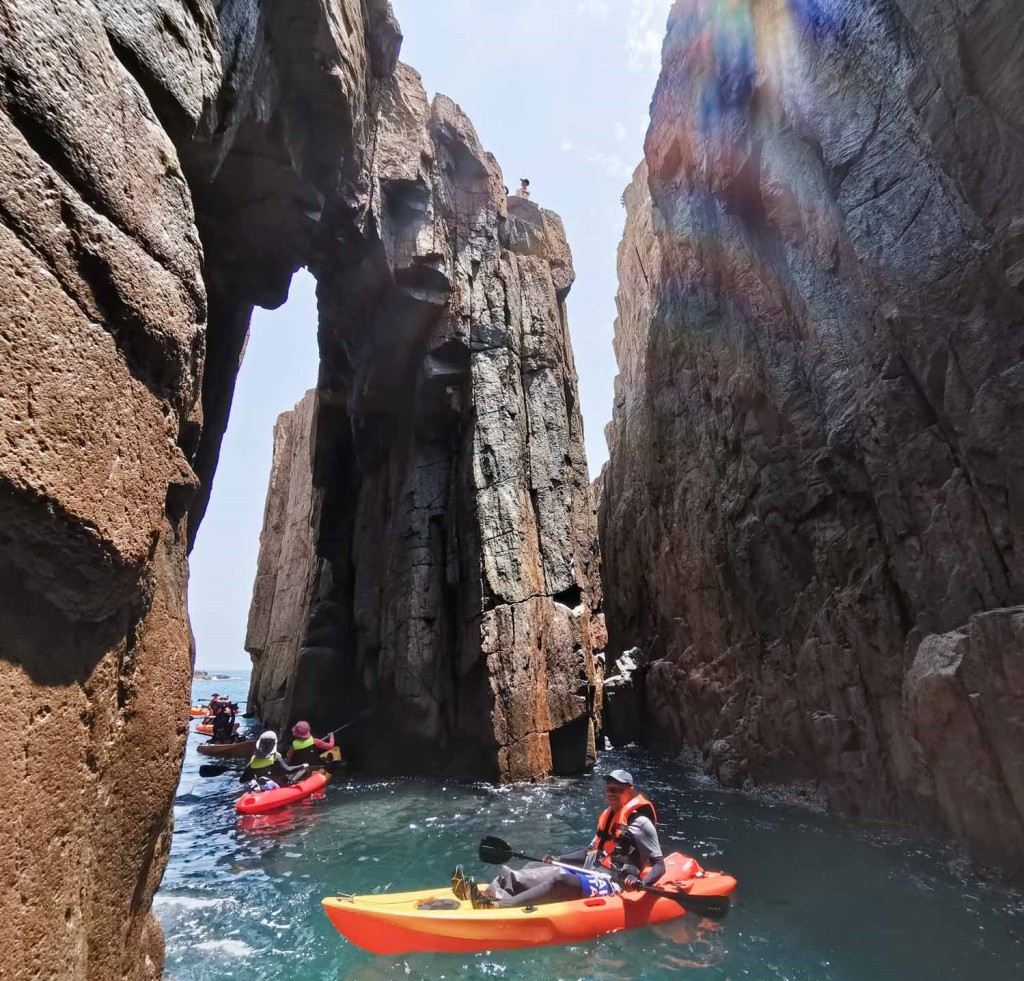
0;0;598;976
245;71;602;782
601;0;1024;871
246;390;319;726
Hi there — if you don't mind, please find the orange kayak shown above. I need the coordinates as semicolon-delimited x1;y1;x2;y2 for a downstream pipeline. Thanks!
195;722;239;736
236;769;331;815
189;706;209;718
322;852;735;954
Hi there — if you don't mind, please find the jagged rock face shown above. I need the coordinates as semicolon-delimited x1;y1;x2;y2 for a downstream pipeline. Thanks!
0;0;599;971
601;0;1024;871
246;69;602;781
0;0;584;977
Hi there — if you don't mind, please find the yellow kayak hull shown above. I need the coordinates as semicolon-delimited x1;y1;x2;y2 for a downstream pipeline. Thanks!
322;852;736;954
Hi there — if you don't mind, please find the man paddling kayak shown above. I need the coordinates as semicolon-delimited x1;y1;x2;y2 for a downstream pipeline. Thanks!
454;769;666;909
239;731;309;789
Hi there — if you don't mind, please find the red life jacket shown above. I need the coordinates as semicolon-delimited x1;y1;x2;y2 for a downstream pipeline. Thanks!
590;793;658;868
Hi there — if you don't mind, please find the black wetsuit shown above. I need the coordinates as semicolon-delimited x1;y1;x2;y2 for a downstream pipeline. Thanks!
210;709;236;743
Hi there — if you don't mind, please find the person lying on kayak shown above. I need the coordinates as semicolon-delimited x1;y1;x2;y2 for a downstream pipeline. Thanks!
239;731;309;788
453;768;666;909
285;721;336;766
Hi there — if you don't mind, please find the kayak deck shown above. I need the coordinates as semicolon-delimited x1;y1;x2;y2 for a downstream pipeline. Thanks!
235;768;331;815
194;722;239;736
197;739;256;758
322;852;735;955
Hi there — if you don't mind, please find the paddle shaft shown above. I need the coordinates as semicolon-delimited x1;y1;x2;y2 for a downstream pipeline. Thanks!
505;847;614;881
324;708;373;738
498;845;727;917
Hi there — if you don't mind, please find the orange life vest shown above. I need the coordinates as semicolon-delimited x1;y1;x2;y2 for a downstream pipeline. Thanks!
590;793;658;868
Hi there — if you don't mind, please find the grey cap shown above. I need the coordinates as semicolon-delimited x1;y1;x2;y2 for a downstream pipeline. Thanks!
604;768;634;786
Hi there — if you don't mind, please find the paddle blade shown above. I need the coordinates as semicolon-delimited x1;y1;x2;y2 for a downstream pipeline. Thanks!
198;764;231;778
478;835;514;865
654;889;730;920
687;894;730;920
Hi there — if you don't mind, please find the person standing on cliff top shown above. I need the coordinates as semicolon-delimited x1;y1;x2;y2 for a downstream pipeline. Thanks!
452;769;665;909
514;178;530;199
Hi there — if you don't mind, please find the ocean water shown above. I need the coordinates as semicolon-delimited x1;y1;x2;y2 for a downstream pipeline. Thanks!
157;674;1024;980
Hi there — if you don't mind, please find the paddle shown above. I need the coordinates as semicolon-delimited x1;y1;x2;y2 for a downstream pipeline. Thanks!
477;835;730;920
324;707;373;738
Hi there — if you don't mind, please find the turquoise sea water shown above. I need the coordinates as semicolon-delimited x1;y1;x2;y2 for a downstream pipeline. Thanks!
157;674;1024;980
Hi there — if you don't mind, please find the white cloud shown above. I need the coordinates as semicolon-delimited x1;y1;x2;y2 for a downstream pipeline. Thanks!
585;149;636;182
576;0;613;19
624;0;669;74
560;139;575;152
613;122;628;143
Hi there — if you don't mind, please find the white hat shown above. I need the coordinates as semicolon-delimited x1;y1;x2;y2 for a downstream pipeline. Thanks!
257;731;277;753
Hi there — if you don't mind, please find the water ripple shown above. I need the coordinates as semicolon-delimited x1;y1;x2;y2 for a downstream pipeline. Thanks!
160;680;1024;980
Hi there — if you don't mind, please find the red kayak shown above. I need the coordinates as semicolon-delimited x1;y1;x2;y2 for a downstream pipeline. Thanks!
235;769;331;815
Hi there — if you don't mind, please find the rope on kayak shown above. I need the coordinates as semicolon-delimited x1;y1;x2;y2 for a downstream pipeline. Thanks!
329;892;451;907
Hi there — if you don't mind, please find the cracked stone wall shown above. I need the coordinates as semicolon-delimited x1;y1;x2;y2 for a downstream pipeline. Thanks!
600;0;1024;872
0;0;599;976
245;73;603;781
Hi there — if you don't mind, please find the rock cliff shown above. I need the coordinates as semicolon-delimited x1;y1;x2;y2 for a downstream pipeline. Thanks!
244;95;603;779
600;0;1024;871
0;0;598;976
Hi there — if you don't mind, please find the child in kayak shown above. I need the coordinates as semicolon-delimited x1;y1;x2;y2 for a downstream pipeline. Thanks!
239;731;309;789
285;720;336;766
454;769;666;909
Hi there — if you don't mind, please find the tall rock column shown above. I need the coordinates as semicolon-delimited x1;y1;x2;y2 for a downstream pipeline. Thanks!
601;0;1024;871
245;67;603;781
0;0;403;976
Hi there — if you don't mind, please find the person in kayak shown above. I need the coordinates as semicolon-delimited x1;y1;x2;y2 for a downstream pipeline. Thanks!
208;699;237;743
286;721;337;766
239;731;309;788
456;768;666;909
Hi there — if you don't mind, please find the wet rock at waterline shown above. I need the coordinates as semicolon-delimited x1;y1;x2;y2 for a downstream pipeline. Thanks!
244;79;603;779
0;1;597;977
599;0;1024;872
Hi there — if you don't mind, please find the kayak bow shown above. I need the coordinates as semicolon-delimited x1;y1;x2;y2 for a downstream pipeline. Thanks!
197;739;256;758
236;768;331;815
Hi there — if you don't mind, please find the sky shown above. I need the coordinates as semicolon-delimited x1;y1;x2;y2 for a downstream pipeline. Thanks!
188;0;671;669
